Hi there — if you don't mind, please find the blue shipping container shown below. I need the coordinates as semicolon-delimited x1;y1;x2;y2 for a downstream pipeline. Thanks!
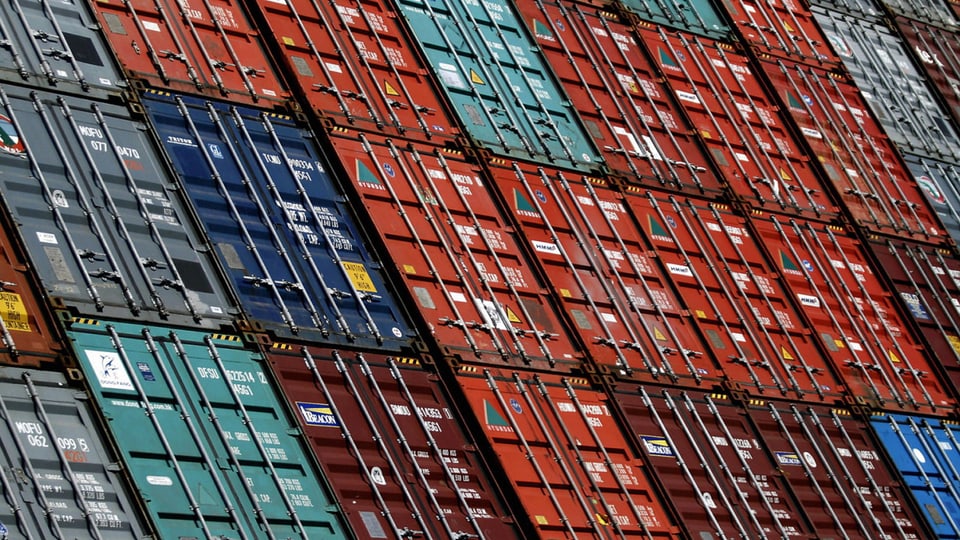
141;91;415;350
66;318;352;539
871;413;960;538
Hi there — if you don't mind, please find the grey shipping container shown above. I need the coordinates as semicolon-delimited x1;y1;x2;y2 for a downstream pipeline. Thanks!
901;152;960;245
0;366;147;539
814;8;960;162
0;85;238;329
65;317;352;539
0;0;127;99
807;0;884;20
883;0;957;26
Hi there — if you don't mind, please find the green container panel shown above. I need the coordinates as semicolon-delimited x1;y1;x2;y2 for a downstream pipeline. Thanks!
620;0;731;41
65;319;350;540
395;0;602;170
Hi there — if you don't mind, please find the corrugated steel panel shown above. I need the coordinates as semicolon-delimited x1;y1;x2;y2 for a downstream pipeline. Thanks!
456;367;679;538
65;318;351;539
761;59;947;244
868;239;960;395
515;2;721;195
751;215;957;415
896;17;960;129
0;0;126;99
725;0;841;65
394;0;602;170
638;26;838;220
266;345;522;539
328;129;583;371
900;152;960;245
141;91;414;350
871;413;960;538
616;388;814;538
814;8;960;162
251;0;459;139
0;367;147;538
0;86;236;329
485;161;716;385
807;0;883;19
90;0;289;106
746;400;930;538
630;192;843;400
619;0;731;41
883;0;957;26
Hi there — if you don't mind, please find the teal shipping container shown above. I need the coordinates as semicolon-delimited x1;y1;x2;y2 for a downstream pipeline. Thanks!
64;318;351;539
620;0;731;41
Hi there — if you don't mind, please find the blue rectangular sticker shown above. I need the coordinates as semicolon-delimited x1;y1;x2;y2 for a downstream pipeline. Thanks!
296;402;339;427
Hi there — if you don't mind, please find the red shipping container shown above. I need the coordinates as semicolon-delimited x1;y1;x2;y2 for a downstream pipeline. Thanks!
265;346;522;539
485;161;717;386
868;239;960;397
761;58;946;244
455;366;679;538
744;398;930;537
90;0;289;106
627;190;843;400
724;0;841;65
251;0;458;139
328;129;583;371
617;387;815;538
515;2;721;195
638;25;837;220
751;214;957;416
896;17;960;129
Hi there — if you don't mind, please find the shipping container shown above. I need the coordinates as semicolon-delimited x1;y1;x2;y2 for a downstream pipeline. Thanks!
64;317;351;539
616;387;815;538
814;8;960;162
807;0;883;19
871;413;960;538
327;129;583;371
514;2;722;195
455;366;679;538
141;91;415;350
760;58;947;243
0;0;126;99
626;190;843;399
637;26;838;220
0;366;148;539
484;160;717;385
868;239;960;395
900;152;960;244
0;86;236;329
89;0;289;106
883;0;957;26
619;0;731;41
745;400;930;538
751;215;957;415
250;0;459;139
896;17;960;129
724;0;841;65
393;0;602;171
266;345;522;539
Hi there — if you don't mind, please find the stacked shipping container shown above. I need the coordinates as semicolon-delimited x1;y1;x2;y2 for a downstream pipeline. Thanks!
3;0;960;536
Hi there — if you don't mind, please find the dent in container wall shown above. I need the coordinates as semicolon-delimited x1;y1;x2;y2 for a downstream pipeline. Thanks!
900;152;960;245
619;0;731;41
265;346;522;539
871;413;960;539
0;86;235;329
745;400;930;538
814;9;960;162
0;0;126;99
327;129;583;371
724;0;841;65
65;318;352;539
485;161;717;385
455;367;679;538
0;367;148;539
868;239;960;395
89;0;289;106
250;0;460;139
637;26;838;220
616;388;815;538
394;0;602;171
751;215;957;416
896;17;960;129
141;91;414;350
627;191;843;399
761;59;945;243
515;2;721;195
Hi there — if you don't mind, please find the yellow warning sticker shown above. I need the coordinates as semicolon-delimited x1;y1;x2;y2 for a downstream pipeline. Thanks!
0;292;30;332
834;339;845;349
282;36;295;46
402;264;417;275
470;69;485;85
654;327;667;341
781;346;793;360
780;168;791;180
596;513;610;526
888;350;901;363
783;22;795;32
948;335;960;355
506;307;521;323
342;262;378;293
535;515;548;525
384;80;400;96
695;310;707;319
560;288;572;298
